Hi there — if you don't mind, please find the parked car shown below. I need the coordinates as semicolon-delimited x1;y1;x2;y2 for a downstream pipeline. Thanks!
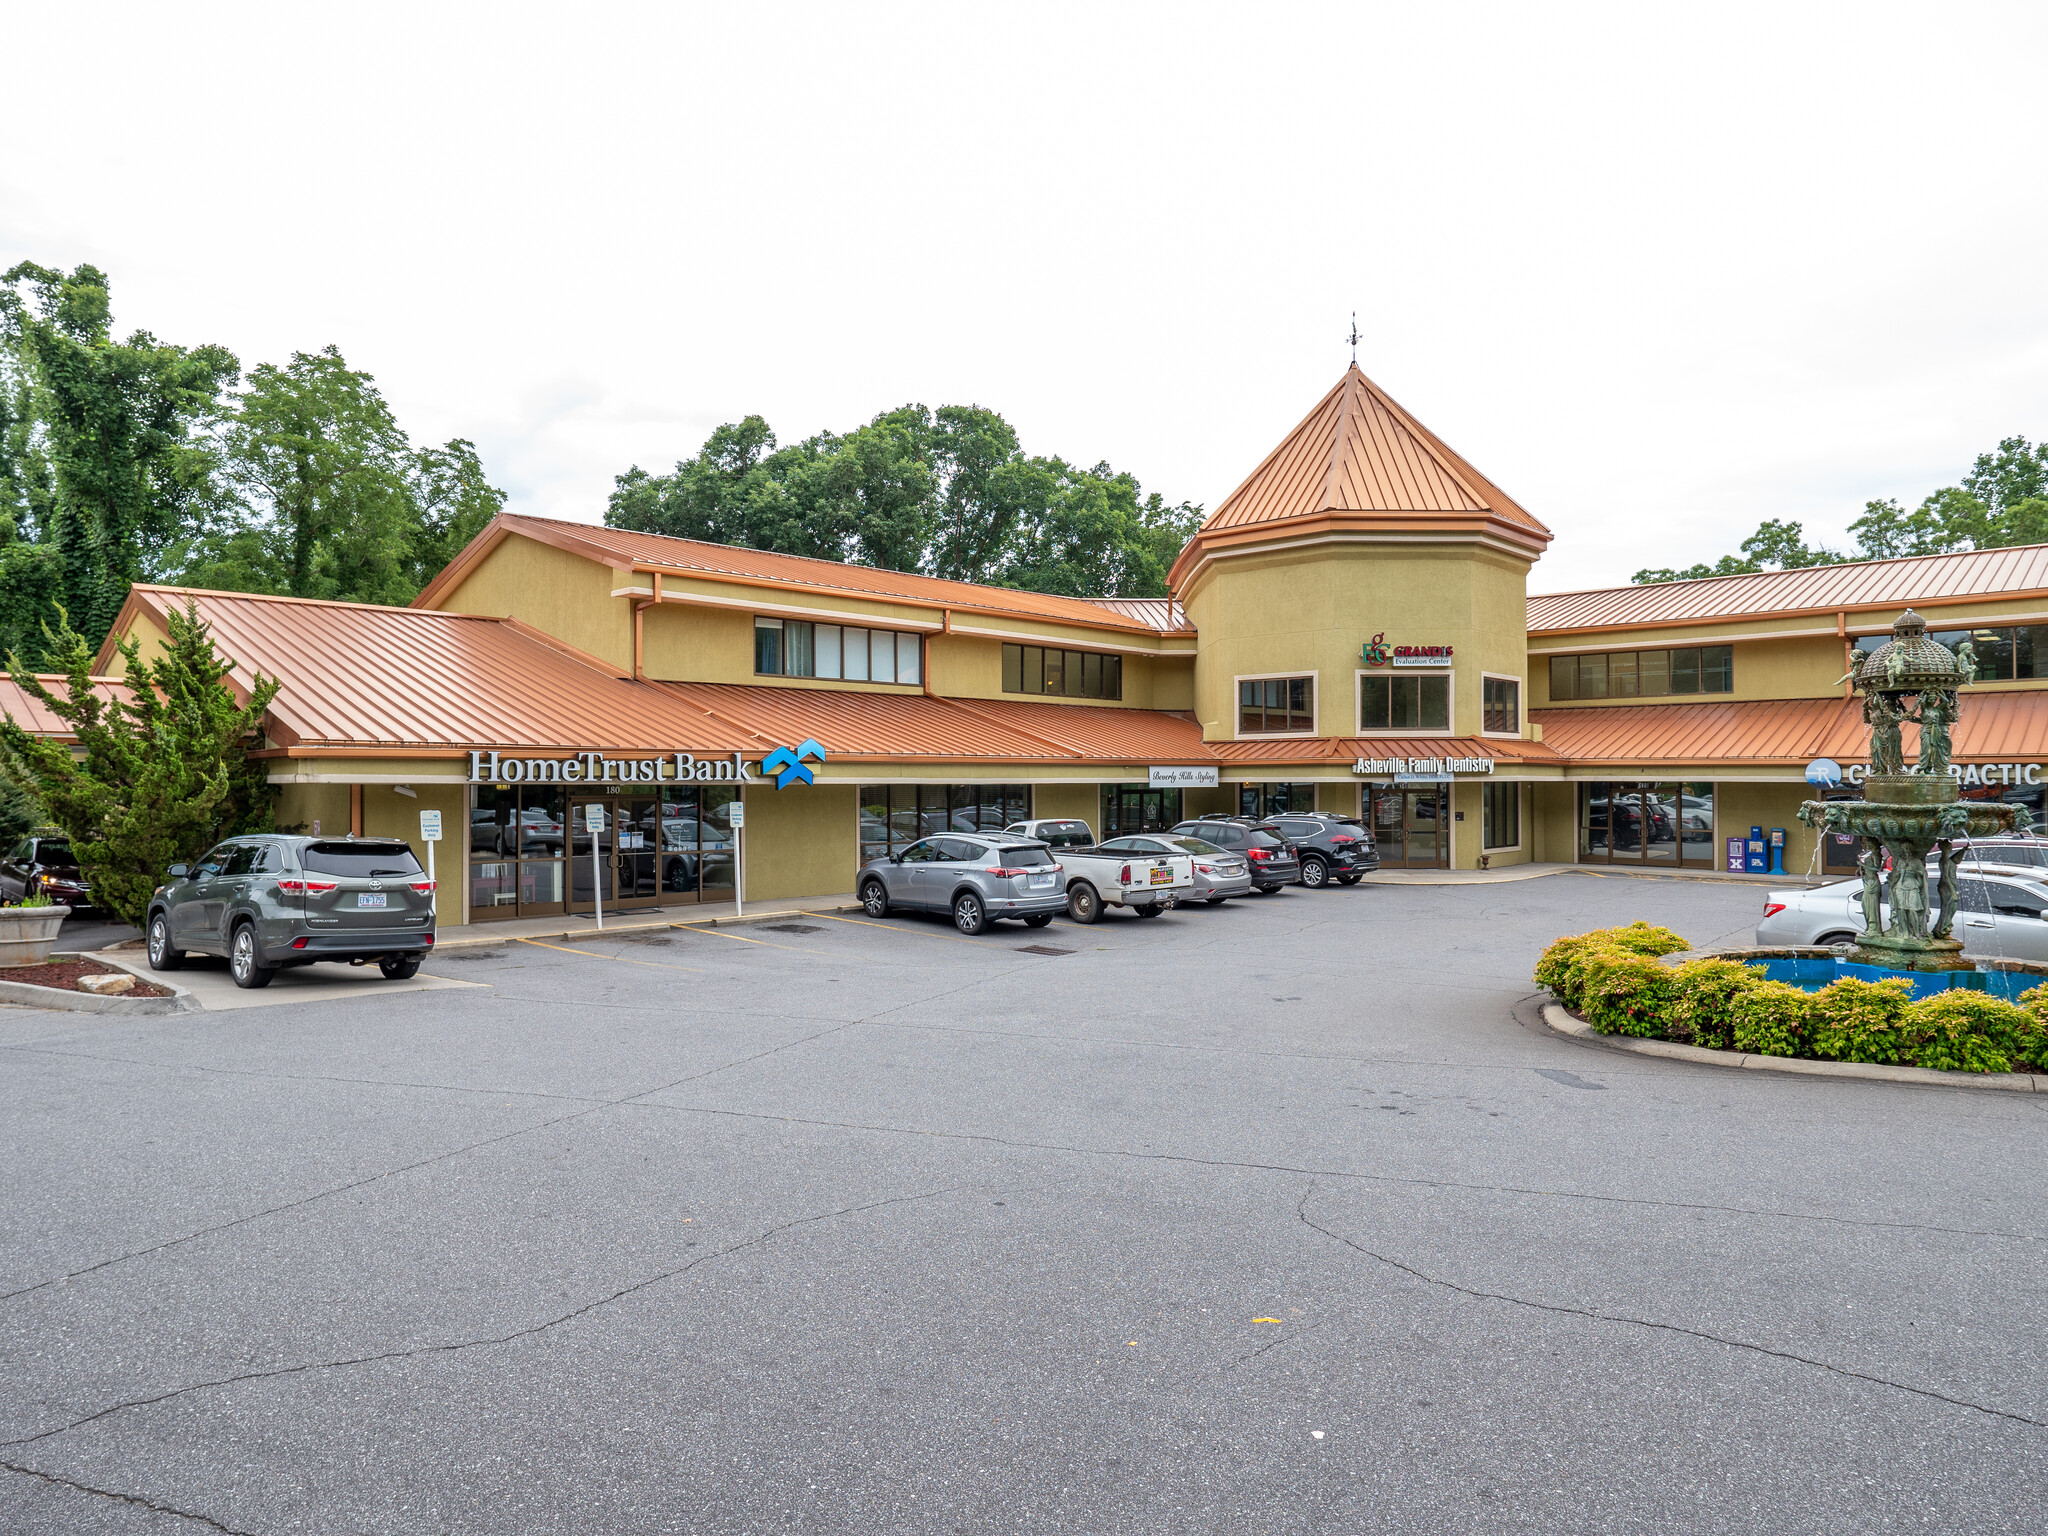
1168;817;1301;893
1001;818;1096;849
1097;832;1251;904
857;834;1068;934
1918;835;2048;872
1265;812;1379;887
147;834;436;988
1755;863;2048;960
1049;835;1194;923
0;833;93;912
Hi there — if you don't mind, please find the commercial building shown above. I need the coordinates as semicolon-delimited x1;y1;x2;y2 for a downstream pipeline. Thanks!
8;363;2047;921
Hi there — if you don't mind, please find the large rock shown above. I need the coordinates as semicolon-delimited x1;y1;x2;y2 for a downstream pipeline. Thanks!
77;972;136;995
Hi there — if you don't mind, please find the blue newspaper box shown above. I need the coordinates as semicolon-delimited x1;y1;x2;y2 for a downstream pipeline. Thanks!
1746;825;1767;874
1768;826;1787;875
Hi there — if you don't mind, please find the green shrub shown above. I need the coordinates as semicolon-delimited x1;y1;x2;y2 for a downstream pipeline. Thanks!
1580;950;1679;1037
1900;992;2037;1074
1;892;55;909
1667;957;1773;1049
1535;924;1690;1011
1729;980;1817;1057
1806;977;1913;1064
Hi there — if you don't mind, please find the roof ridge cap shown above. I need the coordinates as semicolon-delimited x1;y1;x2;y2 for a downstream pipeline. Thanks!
1528;540;2048;602
136;584;497;617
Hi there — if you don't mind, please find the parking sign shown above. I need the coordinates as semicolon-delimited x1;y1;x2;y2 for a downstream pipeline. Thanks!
419;808;442;842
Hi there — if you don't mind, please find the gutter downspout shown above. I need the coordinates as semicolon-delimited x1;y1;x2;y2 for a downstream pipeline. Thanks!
632;572;663;681
1839;610;1852;699
923;609;950;697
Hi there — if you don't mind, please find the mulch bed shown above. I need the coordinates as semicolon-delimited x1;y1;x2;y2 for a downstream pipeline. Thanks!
0;958;172;998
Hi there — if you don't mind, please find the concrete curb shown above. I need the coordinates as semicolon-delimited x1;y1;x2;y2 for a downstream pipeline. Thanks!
0;952;200;1016
432;905;866;951
1537;998;2044;1092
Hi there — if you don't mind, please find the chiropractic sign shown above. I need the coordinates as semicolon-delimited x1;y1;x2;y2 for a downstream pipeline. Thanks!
469;750;753;785
1833;761;2045;788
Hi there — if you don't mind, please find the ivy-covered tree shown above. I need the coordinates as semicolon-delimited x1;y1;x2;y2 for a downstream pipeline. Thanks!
0;263;238;654
0;602;278;926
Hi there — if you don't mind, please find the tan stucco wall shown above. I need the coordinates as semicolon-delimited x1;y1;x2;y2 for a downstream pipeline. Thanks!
1531;782;1576;863
1182;543;1532;741
436;535;634;672
742;783;861;902
1031;783;1100;833
275;782;351;837
1714;782;1814;876
1528;634;1852;708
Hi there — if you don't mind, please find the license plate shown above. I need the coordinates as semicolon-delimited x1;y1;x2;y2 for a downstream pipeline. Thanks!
356;893;387;908
1029;874;1055;887
1150;868;1171;885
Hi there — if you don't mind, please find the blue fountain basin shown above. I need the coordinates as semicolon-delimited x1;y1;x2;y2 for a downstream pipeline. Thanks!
1751;955;2043;1000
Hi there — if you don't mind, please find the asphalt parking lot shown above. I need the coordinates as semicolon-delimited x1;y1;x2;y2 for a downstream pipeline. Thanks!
3;874;2045;1534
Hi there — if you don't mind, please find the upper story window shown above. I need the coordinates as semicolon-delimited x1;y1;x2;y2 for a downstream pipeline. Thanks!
1482;675;1520;734
756;617;921;684
1548;645;1731;701
1854;624;2048;681
1239;676;1314;735
1359;672;1448;732
1002;643;1122;700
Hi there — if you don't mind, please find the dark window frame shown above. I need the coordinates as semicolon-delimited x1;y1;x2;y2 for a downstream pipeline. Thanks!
1547;647;1733;701
1001;642;1122;700
1238;676;1315;735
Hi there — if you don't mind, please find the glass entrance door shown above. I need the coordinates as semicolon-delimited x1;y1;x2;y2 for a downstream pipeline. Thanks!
1579;782;1716;867
1368;786;1449;868
567;794;665;912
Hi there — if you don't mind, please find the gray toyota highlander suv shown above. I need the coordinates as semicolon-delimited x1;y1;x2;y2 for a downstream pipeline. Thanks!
147;834;436;988
858;833;1067;934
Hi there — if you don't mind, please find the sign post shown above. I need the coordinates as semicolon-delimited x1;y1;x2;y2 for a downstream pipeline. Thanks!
585;802;606;930
418;808;442;918
729;799;746;918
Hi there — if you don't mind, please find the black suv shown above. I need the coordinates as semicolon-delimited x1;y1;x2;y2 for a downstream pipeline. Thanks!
147;834;436;989
1167;817;1301;894
1267;812;1378;888
0;833;94;912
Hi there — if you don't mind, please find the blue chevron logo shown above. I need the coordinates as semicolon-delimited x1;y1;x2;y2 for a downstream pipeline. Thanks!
761;738;826;789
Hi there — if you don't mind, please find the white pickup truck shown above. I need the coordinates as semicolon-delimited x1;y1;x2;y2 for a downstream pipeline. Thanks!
1002;818;1194;924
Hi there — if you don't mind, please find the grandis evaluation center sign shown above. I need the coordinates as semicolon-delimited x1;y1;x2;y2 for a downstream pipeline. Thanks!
1363;632;1454;667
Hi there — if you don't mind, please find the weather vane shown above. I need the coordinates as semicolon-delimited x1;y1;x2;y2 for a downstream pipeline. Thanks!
1347;312;1360;365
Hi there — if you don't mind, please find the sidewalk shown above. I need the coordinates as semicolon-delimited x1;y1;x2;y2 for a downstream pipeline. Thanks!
432;891;864;949
1358;861;1790;887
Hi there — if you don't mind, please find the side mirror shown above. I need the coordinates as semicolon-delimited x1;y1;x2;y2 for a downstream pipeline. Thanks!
166;864;190;880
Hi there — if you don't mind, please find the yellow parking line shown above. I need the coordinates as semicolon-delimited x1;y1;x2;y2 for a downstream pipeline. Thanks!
674;923;881;960
514;936;706;974
810;910;1000;947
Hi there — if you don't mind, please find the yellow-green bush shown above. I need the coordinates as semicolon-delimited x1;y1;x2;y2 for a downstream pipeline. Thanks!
1899;992;2038;1074
1806;977;1913;1065
1666;957;1774;1049
1533;923;1689;1011
1729;979;1817;1057
1580;951;1679;1037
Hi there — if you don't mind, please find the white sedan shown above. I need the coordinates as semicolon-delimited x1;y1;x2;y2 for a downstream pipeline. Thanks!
1755;863;2048;961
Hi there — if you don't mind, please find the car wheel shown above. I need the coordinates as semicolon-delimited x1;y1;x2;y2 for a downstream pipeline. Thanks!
953;891;986;935
380;956;422;980
1816;932;1857;948
1024;913;1054;928
229;923;275;989
1068;882;1101;924
861;879;890;918
147;912;185;971
1300;855;1329;888
1336;874;1362;886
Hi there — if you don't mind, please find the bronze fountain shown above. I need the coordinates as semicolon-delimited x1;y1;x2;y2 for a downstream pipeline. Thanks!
1799;610;2024;971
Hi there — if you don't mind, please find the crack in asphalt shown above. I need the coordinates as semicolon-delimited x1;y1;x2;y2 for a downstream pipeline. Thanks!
0;1016;867;1309
2;1181;967;1451
633;1101;2046;1244
0;1457;259;1533
1292;1183;2047;1431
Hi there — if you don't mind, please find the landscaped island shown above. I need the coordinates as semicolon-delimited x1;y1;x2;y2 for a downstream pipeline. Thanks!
1537;922;2048;1074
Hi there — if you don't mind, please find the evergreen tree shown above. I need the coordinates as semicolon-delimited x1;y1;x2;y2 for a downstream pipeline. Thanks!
0;602;278;926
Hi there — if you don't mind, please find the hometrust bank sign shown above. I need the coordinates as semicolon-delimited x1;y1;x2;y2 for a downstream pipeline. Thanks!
468;750;752;785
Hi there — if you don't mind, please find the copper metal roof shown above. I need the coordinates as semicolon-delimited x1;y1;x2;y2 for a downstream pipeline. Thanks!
101;587;762;755
1078;596;1191;632
1167;366;1550;591
1530;690;2048;766
418;514;1190;638
1528;543;2048;634
1211;735;1564;765
0;676;126;739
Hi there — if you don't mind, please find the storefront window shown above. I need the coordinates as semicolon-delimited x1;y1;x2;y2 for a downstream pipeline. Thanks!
1482;782;1520;849
1237;783;1317;818
860;784;1029;861
1578;781;1714;865
1359;673;1449;731
470;783;568;918
1101;785;1182;835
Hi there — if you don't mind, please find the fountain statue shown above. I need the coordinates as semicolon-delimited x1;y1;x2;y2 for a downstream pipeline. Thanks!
1799;610;2023;971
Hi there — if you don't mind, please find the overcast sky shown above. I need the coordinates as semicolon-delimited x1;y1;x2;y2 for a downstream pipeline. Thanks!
7;3;2044;594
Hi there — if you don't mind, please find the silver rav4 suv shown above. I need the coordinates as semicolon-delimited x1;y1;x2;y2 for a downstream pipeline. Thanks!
147;834;436;988
858;833;1067;934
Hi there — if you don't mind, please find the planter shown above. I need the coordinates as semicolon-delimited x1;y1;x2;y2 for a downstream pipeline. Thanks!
0;905;72;967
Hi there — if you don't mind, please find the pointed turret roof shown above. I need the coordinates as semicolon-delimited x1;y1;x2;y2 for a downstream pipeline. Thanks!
1169;364;1551;591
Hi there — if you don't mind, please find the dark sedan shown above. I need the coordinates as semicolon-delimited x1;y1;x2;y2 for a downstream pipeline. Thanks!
0;834;93;912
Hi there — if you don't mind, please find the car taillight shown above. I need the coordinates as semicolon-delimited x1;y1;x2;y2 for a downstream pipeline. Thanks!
1196;863;1215;874
984;867;1033;878
1329;834;1356;844
277;879;306;893
423;934;434;945
410;880;436;893
1247;848;1271;861
291;937;309;949
287;878;339;893
1763;902;1787;918
1119;864;1133;884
